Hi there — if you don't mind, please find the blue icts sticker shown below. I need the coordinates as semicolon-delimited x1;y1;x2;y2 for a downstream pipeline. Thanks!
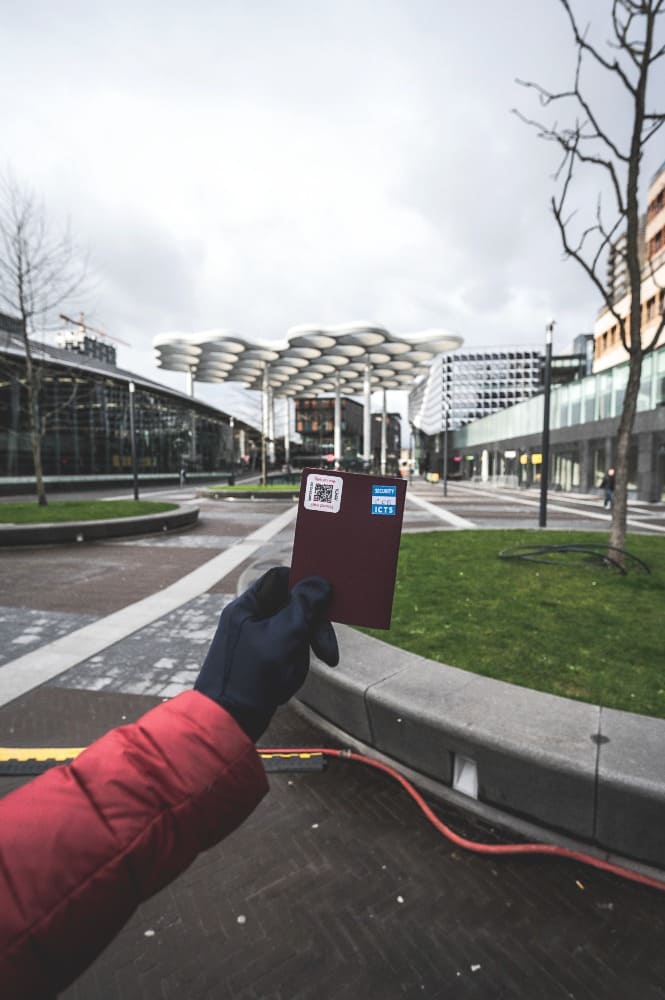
371;484;397;516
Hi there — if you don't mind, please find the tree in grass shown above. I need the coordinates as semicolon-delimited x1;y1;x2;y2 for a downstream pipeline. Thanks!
0;172;86;505
516;0;665;557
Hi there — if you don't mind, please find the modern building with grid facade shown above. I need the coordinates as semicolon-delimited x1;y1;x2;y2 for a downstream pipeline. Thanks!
0;314;260;488
408;349;544;437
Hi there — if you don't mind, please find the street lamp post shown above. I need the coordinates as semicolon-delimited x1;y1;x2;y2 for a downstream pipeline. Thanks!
229;415;235;485
442;395;450;497
362;360;372;471
380;388;387;475
261;367;268;486
334;375;342;470
128;381;139;501
539;321;554;528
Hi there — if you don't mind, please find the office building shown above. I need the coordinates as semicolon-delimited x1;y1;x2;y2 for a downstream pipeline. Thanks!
293;396;401;471
594;161;665;371
448;345;665;499
409;349;544;438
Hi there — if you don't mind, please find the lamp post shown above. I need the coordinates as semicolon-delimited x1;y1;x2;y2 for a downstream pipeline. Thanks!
442;392;450;497
362;360;372;471
229;415;235;485
128;381;139;501
284;398;291;471
539;320;554;528
334;375;342;470
261;367;268;486
380;388;387;475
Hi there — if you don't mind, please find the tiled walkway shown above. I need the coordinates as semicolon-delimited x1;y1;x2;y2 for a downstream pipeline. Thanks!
1;481;664;999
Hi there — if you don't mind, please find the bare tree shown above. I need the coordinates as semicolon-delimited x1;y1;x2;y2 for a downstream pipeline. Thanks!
0;172;86;505
515;0;665;557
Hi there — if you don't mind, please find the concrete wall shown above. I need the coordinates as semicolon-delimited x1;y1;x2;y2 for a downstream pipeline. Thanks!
298;625;665;870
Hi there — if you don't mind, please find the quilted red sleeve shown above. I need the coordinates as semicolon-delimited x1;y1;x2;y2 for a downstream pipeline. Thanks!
0;691;268;998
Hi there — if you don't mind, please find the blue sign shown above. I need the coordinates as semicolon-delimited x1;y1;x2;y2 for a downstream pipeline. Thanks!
371;484;397;516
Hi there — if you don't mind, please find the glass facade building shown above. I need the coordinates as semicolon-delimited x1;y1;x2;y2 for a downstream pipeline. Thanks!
448;346;665;499
1;321;259;484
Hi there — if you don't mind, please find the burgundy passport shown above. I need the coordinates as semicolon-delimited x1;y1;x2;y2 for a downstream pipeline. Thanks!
289;468;407;629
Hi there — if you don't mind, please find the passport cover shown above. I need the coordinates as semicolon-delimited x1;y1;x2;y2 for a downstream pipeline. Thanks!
289;468;407;629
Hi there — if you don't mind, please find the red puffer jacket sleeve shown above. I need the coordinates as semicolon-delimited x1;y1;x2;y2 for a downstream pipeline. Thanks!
0;690;269;999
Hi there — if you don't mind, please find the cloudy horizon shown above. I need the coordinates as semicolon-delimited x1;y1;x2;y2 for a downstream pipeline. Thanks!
2;1;664;423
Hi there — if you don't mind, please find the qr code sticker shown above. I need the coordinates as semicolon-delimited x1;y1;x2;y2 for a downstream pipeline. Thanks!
313;482;334;504
304;474;343;513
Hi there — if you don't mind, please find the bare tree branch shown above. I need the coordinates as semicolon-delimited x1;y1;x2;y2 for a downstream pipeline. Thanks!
517;0;665;560
514;71;629;163
611;0;641;70
559;0;637;93
643;116;665;142
0;170;87;504
512;105;627;212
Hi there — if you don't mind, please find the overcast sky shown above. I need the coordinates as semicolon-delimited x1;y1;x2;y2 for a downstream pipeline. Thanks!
2;0;664;424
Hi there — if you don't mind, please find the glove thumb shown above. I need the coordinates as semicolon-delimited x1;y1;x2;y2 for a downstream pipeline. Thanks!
311;620;339;667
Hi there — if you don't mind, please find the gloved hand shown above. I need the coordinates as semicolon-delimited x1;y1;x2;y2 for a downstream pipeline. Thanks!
195;567;339;742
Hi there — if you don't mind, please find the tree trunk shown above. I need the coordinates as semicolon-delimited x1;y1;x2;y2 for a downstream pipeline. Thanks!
607;3;653;564
21;329;48;506
609;350;641;555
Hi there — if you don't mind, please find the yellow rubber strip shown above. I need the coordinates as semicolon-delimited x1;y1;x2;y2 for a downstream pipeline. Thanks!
0;748;85;762
0;747;323;763
259;752;322;760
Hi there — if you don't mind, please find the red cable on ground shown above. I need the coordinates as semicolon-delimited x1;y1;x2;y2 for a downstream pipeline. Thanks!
262;746;665;894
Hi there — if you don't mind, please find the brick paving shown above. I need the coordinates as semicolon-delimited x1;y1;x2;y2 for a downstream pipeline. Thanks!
1;482;665;998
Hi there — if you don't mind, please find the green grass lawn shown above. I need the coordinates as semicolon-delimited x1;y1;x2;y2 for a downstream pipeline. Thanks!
0;500;178;524
364;530;665;720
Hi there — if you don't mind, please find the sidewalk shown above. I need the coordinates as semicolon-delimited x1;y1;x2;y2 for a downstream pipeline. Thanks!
2;485;665;999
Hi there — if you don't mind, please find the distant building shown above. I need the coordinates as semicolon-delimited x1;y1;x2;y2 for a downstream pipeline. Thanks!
56;328;117;367
0;313;259;485
442;341;665;499
293;396;401;471
594;161;665;371
409;349;544;437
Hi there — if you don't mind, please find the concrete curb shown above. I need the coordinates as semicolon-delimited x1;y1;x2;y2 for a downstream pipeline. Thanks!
0;503;199;547
203;490;300;501
300;628;665;870
237;561;665;871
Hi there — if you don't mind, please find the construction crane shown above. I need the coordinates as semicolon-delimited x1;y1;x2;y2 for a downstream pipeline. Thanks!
58;313;131;347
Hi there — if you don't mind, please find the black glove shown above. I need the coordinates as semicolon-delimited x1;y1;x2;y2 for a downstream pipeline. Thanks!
195;567;338;741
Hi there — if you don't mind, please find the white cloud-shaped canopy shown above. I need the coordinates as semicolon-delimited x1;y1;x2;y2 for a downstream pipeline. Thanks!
154;322;462;397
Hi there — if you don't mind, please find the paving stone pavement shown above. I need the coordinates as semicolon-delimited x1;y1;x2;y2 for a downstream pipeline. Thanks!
0;607;98;665
53;707;665;1000
48;593;234;698
2;485;665;998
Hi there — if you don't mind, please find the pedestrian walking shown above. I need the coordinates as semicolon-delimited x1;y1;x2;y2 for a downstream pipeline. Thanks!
600;468;615;509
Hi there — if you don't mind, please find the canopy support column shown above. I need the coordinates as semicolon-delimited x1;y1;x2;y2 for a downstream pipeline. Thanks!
334;375;342;469
283;398;291;466
380;388;387;475
261;367;268;485
363;361;372;469
267;385;275;465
